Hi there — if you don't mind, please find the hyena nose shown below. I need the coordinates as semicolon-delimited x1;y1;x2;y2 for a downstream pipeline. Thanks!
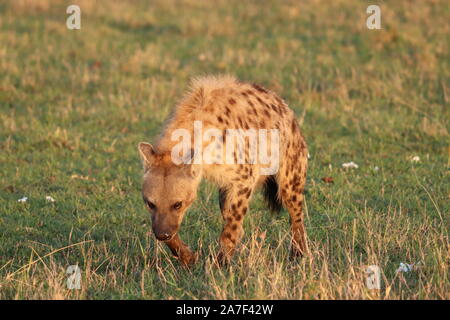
155;232;173;241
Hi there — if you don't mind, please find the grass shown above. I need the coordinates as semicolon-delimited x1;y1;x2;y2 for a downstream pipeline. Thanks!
0;0;448;299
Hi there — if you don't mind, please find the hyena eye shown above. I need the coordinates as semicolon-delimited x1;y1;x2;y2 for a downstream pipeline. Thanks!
172;201;182;210
145;200;156;210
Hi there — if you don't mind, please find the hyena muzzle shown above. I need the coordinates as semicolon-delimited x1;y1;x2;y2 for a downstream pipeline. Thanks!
138;75;308;265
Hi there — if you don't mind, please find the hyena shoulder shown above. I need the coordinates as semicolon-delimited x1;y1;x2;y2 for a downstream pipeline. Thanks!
173;75;292;130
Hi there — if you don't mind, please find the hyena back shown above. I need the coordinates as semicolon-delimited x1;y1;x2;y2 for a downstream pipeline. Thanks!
139;75;308;265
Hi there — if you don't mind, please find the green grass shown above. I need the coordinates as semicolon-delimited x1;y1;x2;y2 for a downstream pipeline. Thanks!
0;0;448;299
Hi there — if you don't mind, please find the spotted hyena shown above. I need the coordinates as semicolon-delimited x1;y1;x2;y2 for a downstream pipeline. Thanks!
138;75;308;265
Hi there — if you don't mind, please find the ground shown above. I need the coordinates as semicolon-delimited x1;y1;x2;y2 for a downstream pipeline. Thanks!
0;0;448;299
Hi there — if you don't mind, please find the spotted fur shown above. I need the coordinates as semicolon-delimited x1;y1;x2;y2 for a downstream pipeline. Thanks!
139;75;308;265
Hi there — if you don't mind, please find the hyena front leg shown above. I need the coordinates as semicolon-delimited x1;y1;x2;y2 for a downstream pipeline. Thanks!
217;183;253;264
165;234;197;266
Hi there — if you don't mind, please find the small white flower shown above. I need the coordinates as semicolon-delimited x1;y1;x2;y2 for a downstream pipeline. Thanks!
411;156;420;162
18;197;28;203
46;196;56;203
307;153;311;159
396;262;414;273
374;166;380;171
342;161;359;169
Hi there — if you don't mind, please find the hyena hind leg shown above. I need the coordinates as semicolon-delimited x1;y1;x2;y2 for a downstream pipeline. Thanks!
278;161;308;258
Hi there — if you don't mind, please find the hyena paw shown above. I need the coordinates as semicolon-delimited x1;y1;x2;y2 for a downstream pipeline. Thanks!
214;251;233;267
289;245;307;260
179;251;198;266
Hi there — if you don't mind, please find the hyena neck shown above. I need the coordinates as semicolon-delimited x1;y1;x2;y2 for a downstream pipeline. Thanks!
154;125;206;173
155;118;215;159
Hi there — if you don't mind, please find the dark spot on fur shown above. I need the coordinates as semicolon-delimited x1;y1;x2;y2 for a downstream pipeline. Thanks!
229;98;236;105
252;83;268;93
275;96;283;104
238;188;249;196
291;118;297;131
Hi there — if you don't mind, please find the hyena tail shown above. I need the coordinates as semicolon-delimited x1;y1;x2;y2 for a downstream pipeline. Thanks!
262;175;282;214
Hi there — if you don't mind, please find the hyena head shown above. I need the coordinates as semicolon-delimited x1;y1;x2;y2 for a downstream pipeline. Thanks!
138;142;202;241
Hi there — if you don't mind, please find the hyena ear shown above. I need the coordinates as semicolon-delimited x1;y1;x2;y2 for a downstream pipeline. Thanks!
181;149;201;178
138;142;155;168
189;164;201;178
